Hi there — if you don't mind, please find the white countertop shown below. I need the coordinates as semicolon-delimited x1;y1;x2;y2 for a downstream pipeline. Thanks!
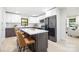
21;28;48;35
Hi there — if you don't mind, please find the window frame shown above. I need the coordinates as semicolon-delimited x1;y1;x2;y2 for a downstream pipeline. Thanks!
21;18;28;26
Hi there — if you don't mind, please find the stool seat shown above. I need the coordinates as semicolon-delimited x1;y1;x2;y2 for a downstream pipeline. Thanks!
24;38;35;45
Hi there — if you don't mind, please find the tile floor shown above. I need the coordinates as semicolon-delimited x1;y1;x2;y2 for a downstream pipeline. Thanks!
48;36;79;52
0;36;79;52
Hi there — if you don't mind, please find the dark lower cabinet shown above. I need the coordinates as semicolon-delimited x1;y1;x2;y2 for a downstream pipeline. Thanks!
5;28;16;37
29;32;48;52
48;28;55;36
48;28;57;42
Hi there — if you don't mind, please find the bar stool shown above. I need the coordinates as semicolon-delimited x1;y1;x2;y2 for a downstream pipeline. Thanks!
16;30;35;52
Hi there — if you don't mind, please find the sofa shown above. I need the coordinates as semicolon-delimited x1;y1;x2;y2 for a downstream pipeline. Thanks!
67;27;79;37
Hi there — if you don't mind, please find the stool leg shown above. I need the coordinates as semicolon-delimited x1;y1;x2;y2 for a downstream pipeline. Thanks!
23;45;28;52
23;46;26;52
18;47;22;52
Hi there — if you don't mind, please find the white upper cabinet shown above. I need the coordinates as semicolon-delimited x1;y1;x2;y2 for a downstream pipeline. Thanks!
28;17;39;23
6;13;21;23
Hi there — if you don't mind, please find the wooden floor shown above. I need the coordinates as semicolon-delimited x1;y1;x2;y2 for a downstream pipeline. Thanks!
0;36;79;52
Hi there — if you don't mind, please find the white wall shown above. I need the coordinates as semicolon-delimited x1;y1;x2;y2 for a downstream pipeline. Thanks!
76;16;79;25
65;8;79;17
59;8;67;40
0;8;6;40
56;8;61;41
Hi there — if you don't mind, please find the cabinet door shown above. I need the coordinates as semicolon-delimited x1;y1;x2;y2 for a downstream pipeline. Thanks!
5;28;16;37
49;16;56;28
45;18;49;25
36;33;48;52
45;18;49;30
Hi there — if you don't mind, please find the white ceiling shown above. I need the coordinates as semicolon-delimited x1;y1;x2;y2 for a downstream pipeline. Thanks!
5;7;52;17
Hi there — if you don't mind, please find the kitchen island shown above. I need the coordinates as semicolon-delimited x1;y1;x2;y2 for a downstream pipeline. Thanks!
21;28;48;52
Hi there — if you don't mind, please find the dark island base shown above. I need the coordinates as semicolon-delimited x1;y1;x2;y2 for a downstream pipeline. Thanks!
28;43;47;52
25;33;48;52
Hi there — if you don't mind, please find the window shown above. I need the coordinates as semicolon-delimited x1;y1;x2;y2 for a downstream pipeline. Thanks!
21;18;28;26
69;18;76;27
